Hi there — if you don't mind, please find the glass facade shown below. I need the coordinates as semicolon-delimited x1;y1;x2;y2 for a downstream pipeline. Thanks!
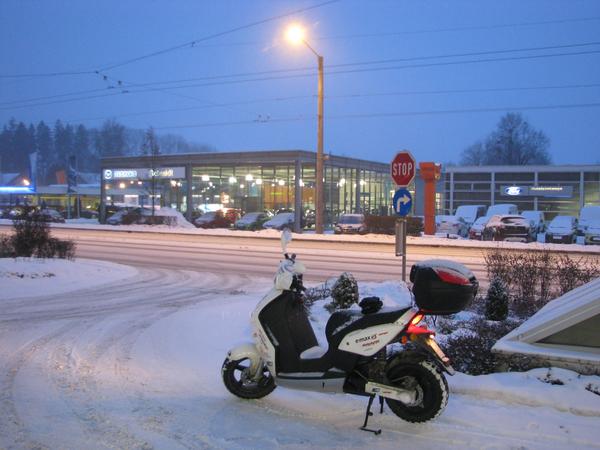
100;151;393;226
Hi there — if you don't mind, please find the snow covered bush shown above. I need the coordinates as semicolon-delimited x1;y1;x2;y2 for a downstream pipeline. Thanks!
0;234;14;257
485;277;509;321
6;215;76;259
442;317;520;375
484;248;599;319
326;272;359;311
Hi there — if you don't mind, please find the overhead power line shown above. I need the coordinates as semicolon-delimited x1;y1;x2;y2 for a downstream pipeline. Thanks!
2;40;600;109
153;101;600;130
63;83;600;124
96;0;340;72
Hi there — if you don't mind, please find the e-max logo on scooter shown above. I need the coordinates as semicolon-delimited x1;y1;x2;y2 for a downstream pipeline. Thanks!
355;334;378;344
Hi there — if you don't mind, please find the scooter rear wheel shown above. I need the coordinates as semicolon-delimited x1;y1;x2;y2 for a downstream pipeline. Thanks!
222;357;276;399
385;360;448;423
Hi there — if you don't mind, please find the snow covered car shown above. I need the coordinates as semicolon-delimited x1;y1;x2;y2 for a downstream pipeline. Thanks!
454;204;486;228
333;213;367;234
468;216;490;240
482;215;531;242
234;212;270;230
106;208;130;225
577;205;600;236
486;203;518;216
521;210;546;238
32;208;65;223
545;215;578;244
262;212;295;230
194;210;233;228
435;215;468;238
583;220;600;245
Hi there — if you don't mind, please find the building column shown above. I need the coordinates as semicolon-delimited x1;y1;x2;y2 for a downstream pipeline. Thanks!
186;164;193;222
449;171;454;213
294;160;302;233
534;171;538;210
580;171;585;209
355;168;361;213
99;169;106;224
491;171;495;205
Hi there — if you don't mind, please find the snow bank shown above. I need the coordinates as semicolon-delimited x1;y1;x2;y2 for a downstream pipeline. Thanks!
0;257;138;299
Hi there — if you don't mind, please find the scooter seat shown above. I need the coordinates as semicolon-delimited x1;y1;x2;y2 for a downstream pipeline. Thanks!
325;307;411;346
300;345;328;360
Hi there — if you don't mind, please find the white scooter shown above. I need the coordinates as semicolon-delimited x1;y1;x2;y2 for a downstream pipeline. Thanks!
222;230;478;433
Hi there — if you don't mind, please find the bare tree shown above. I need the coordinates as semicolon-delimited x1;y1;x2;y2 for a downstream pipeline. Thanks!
461;113;551;165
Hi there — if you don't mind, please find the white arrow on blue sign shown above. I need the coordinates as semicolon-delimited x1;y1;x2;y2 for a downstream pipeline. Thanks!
393;188;413;216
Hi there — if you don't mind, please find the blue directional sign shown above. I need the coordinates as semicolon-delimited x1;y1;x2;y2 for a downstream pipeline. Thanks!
393;188;412;216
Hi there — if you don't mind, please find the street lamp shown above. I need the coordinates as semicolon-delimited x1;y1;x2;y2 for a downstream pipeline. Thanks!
286;24;325;234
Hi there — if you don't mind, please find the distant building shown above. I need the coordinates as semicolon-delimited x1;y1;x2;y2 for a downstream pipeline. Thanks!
444;164;600;219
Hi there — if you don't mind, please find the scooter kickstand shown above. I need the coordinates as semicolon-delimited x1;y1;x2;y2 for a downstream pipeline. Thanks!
379;395;384;414
360;395;382;435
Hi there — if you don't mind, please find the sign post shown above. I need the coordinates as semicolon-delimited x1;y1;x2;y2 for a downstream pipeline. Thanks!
390;151;416;282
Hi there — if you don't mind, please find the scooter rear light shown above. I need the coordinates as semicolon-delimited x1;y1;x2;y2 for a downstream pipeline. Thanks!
434;268;471;286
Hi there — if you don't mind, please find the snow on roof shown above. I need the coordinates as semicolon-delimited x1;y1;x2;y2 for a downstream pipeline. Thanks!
493;277;600;372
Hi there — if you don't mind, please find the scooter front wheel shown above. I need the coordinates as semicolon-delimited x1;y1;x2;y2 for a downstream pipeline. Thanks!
385;360;449;423
222;357;276;399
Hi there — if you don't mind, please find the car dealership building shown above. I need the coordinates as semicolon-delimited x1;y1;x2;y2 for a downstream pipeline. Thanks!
443;164;600;219
100;150;394;227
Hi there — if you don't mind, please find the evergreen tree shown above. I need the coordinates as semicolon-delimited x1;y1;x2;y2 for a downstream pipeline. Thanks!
96;119;126;157
35;121;53;184
485;276;509;321
12;122;34;173
73;124;93;171
330;272;359;310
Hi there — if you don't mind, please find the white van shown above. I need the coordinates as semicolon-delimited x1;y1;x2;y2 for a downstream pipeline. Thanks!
486;203;518;217
454;205;486;227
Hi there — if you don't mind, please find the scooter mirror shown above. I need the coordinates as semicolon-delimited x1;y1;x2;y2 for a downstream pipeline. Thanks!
281;228;292;253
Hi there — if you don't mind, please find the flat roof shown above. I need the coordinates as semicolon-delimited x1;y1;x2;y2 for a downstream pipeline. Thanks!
101;149;389;172
445;164;600;173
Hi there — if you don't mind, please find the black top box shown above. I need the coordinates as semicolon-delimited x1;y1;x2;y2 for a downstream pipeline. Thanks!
409;259;478;315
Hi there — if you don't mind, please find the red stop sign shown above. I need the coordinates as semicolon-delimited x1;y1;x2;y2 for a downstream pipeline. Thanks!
390;151;416;186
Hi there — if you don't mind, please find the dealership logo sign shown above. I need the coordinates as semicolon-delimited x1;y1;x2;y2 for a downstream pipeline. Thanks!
504;186;522;196
103;169;113;180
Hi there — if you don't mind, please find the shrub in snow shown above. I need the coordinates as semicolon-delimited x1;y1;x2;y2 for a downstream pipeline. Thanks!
7;215;76;259
0;234;14;257
485;277;509;321
442;317;519;375
484;248;600;319
326;272;359;311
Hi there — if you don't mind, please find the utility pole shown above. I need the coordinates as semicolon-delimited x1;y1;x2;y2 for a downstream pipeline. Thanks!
316;54;324;234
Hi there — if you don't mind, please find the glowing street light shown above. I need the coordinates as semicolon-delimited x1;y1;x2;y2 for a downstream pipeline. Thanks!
285;23;325;234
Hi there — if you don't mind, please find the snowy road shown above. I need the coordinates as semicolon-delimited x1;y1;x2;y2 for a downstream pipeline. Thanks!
25;227;492;283
1;263;599;449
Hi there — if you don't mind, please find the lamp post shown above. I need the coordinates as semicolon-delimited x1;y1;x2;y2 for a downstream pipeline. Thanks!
286;25;325;234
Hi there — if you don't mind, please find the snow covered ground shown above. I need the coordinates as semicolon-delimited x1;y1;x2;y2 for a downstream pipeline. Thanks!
2;218;599;253
1;257;599;449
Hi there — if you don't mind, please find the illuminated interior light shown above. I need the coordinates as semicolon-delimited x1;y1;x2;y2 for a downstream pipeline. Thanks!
339;178;346;185
245;174;253;181
229;176;237;183
119;182;126;189
23;179;30;186
359;179;366;186
256;178;263;185
278;179;285;186
240;184;245;189
201;174;210;182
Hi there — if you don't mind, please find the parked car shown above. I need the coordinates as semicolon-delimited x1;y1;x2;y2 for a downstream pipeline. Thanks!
106;208;131;225
482;215;531;242
545;215;578;244
485;203;518;217
577;205;600;236
263;212;295;230
468;216;490;240
584;220;600;245
194;210;233;228
521;210;546;239
334;213;367;234
234;212;270;230
33;208;65;223
435;215;469;238
454;205;486;228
